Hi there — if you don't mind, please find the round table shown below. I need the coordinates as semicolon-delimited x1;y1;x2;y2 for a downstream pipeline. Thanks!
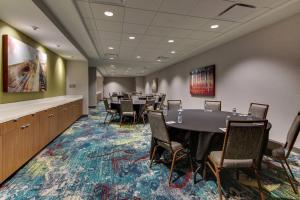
162;109;271;169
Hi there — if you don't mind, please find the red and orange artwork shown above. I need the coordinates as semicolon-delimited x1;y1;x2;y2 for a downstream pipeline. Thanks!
190;65;215;96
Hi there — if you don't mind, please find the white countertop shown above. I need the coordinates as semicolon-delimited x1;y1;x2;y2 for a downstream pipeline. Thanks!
0;95;83;123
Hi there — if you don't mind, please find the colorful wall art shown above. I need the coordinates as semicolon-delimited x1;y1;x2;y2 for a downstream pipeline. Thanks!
190;65;215;96
2;35;47;92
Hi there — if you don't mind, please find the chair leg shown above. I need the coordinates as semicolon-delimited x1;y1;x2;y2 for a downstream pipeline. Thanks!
216;169;223;200
284;158;298;184
189;153;194;173
253;163;265;200
119;115;123;127
280;160;298;194
203;162;207;181
108;113;113;124
169;150;179;186
104;113;108;124
149;145;158;168
142;114;145;126
236;169;240;180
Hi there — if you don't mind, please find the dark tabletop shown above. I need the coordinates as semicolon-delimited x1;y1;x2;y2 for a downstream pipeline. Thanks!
110;100;147;105
165;109;271;133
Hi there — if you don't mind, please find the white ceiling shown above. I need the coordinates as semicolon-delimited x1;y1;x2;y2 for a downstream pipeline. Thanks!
0;0;85;61
73;0;300;76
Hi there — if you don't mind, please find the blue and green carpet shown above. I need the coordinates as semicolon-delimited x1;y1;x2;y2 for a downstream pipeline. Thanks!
0;103;299;199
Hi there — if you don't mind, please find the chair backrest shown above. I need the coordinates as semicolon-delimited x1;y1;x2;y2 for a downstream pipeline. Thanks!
123;93;130;99
248;103;269;119
220;120;268;166
120;100;133;113
111;96;119;102
148;111;170;145
146;100;156;110
131;95;139;101
167;100;181;110
285;111;300;157
204;100;221;111
159;95;166;110
103;98;110;111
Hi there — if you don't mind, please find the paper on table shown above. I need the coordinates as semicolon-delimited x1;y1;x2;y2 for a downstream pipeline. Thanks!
166;121;176;125
219;128;227;132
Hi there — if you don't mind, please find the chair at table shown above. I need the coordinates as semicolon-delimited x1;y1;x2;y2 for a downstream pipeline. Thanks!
131;95;139;101
167;100;181;111
139;99;156;125
265;111;300;194
248;103;269;119
158;94;166;110
204;120;268;200
120;100;136;126
103;99;117;124
148;110;193;186
123;93;130;100
204;100;221;111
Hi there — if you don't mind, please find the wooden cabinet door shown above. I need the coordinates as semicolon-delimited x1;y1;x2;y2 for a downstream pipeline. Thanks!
58;105;69;133
48;107;58;140
18;115;35;163
2;119;22;181
39;110;50;148
0;124;3;183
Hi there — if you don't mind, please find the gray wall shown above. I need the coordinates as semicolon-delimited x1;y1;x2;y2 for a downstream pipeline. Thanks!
145;13;300;148
135;77;145;94
103;77;135;98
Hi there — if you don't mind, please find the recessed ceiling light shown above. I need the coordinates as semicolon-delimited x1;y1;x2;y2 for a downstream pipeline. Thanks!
32;26;39;31
157;59;161;62
109;57;114;60
104;11;113;17
171;51;176;54
210;24;219;29
136;56;141;59
168;39;174;43
108;46;114;50
129;36;135;40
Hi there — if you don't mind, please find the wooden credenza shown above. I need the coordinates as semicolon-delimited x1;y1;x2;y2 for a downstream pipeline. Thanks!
0;99;83;183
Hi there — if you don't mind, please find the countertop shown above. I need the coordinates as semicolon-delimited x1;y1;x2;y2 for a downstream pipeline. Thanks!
0;95;83;123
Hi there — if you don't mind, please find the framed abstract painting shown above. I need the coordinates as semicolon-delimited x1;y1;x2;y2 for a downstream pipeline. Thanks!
190;65;215;96
2;35;47;93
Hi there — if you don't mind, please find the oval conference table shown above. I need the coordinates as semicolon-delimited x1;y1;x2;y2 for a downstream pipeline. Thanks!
152;109;271;169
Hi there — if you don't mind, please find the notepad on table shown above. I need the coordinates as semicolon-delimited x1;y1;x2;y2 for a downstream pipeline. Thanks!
166;121;176;125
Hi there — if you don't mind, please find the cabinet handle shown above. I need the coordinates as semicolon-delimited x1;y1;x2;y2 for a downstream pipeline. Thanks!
48;114;54;118
21;123;31;129
26;123;31;128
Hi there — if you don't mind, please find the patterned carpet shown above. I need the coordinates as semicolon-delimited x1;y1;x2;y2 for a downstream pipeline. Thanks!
0;103;299;200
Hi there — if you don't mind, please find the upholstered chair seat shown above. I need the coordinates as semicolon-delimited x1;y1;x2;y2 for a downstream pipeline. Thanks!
209;151;253;168
271;147;286;159
157;141;183;152
122;111;136;116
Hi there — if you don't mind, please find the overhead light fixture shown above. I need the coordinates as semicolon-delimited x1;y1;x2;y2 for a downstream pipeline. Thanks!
210;24;219;29
108;46;114;50
104;11;114;17
171;51;176;54
129;36;135;40
136;56;141;59
157;59;161;62
168;39;174;43
31;26;39;31
109;57;114;60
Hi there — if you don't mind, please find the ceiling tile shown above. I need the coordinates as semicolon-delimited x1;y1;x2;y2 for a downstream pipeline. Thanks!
151;13;187;29
101;39;121;49
84;18;97;30
99;31;122;41
146;26;173;36
125;0;163;11
168;28;192;38
140;35;164;45
159;0;198;15
124;8;156;25
90;3;124;21
77;1;93;18
201;20;240;32
95;19;123;32
186;30;221;40
189;0;234;18
123;23;148;34
184;16;210;30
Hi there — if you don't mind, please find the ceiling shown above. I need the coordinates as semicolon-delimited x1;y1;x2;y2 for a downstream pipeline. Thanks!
73;0;300;76
1;0;300;76
0;0;85;61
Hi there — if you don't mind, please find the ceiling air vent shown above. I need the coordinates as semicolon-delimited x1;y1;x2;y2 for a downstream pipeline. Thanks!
218;3;256;21
90;0;125;6
156;56;169;62
104;53;118;60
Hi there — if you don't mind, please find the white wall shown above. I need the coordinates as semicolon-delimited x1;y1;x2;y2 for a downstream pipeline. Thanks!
66;60;89;115
145;13;300;148
88;67;97;107
103;77;135;98
135;77;145;93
